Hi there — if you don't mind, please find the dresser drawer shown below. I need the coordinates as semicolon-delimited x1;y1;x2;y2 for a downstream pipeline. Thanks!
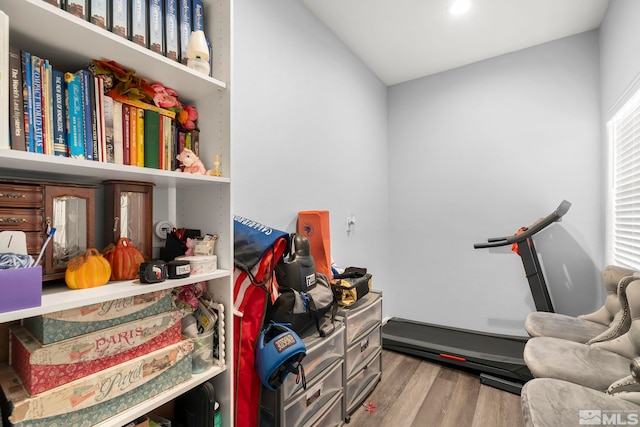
0;208;43;231
346;350;382;414
338;293;382;346
0;183;43;208
284;361;343;427
346;326;381;380
282;324;344;402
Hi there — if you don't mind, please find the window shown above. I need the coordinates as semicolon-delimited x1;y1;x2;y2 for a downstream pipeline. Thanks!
608;88;640;270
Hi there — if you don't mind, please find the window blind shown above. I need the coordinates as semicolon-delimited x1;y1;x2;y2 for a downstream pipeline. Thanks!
610;88;640;269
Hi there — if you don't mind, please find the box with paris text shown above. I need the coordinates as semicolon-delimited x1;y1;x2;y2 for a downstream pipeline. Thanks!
23;290;171;344
12;310;182;395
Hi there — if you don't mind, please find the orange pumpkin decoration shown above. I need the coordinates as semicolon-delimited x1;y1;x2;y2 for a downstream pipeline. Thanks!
65;248;112;290
102;237;146;281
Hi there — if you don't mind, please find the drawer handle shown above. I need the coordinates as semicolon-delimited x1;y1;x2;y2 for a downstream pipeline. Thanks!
0;192;27;199
0;217;27;223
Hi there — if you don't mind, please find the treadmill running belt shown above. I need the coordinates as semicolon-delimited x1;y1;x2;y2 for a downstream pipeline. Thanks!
382;317;533;385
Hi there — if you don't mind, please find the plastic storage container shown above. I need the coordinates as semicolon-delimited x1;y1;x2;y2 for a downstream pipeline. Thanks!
345;350;382;413
345;325;381;379
176;255;217;275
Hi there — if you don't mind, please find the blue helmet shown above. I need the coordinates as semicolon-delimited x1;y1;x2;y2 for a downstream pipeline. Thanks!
255;322;306;391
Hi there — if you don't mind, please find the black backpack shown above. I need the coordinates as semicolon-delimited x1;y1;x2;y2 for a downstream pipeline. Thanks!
265;234;337;337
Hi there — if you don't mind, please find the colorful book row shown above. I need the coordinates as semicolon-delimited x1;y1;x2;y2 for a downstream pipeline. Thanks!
42;0;207;66
7;48;200;170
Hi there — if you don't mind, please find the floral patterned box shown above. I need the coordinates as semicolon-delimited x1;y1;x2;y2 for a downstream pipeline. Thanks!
0;339;194;426
23;290;171;344
11;310;182;395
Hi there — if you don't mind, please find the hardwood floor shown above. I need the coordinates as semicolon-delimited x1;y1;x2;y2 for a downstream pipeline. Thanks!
347;349;525;427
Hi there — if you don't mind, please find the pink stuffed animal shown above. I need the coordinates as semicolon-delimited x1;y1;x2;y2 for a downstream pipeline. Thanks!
176;148;206;174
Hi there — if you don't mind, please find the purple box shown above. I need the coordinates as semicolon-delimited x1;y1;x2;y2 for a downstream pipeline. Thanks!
0;266;42;313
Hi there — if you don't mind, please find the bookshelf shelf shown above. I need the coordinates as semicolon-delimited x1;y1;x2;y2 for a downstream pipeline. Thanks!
0;0;233;425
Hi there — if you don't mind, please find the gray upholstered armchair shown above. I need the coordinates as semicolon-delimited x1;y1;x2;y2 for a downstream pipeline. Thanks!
525;265;638;343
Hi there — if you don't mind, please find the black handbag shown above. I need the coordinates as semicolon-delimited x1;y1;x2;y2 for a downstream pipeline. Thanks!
331;273;372;307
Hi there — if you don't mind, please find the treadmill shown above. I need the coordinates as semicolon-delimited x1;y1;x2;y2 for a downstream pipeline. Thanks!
382;200;572;394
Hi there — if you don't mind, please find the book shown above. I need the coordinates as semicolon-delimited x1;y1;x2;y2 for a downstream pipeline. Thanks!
193;0;204;32
131;0;148;48
179;0;192;64
162;115;171;170
143;109;160;169
31;55;44;154
66;0;88;20
52;68;67;157
112;0;129;39
22;51;35;152
149;0;165;55
64;72;85;159
9;46;26;151
112;99;123;164
122;103;131;165
191;129;199;157
172;121;179;169
77;69;94;160
90;0;110;30
103;94;114;163
42;59;53;155
136;106;145;167
94;75;105;161
129;105;137;166
165;0;179;61
0;12;8;149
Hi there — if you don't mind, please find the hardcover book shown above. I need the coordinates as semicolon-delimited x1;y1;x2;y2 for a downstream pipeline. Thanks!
31;55;44;154
165;0;179;61
21;51;33;151
0;12;8;149
42;59;53;155
77;69;94;160
136;106;145;166
103;94;114;163
90;0;110;30
143;109;160;169
52;68;68;157
95;75;106;161
64;72;85;159
131;0;148;48
122;103;131;165
112;99;124;164
22;52;36;153
112;0;129;39
149;0;165;55
66;0;88;20
179;0;192;64
193;0;204;32
129;105;138;166
8;46;26;151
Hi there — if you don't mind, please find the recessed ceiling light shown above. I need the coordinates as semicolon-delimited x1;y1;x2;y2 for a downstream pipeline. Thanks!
448;0;472;16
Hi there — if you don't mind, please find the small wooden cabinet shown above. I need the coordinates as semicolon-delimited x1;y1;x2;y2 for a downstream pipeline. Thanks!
0;180;97;281
103;180;154;261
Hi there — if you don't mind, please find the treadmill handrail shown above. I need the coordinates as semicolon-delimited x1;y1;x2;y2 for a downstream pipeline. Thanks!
473;200;571;249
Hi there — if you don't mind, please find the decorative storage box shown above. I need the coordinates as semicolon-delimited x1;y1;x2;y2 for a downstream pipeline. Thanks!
0;339;194;426
0;266;42;314
11;310;182;395
23;290;171;344
175;255;217;275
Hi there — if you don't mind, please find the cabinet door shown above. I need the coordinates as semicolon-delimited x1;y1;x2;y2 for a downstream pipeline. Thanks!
103;181;154;261
44;184;96;280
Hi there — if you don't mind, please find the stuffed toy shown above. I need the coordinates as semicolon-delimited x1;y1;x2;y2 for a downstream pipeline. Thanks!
176;148;207;174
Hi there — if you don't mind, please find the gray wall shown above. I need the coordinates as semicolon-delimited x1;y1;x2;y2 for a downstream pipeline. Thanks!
600;0;640;119
231;0;390;288
387;31;603;335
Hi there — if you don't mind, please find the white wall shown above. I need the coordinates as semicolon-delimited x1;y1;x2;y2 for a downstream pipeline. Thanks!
231;0;390;288
387;31;603;336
